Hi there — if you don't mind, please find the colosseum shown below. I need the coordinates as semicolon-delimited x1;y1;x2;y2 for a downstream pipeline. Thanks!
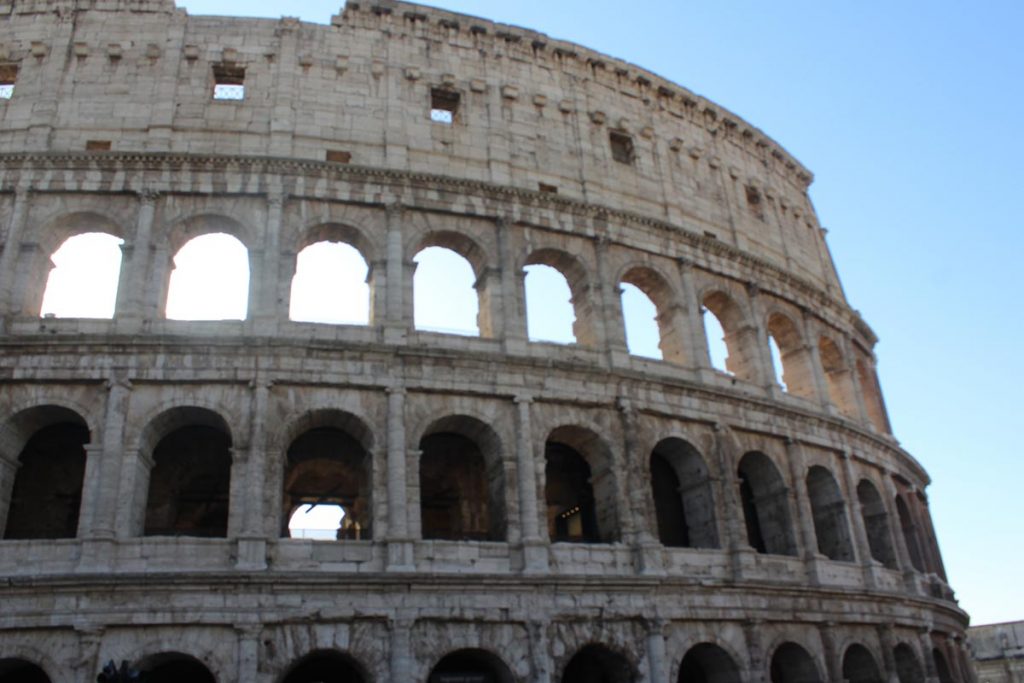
0;1;971;682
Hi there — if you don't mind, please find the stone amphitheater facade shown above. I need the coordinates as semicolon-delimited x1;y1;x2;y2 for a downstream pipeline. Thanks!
0;1;971;682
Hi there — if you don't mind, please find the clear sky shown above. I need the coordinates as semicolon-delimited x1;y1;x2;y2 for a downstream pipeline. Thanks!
156;0;1023;625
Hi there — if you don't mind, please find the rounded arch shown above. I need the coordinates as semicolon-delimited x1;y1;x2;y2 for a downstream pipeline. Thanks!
280;408;376;455
819;335;857;416
135;651;217;683
933;647;955;683
737;451;797;556
619;263;686;363
650;437;719;549
427;648;515;683
277;649;371;683
296;222;376;263
289;238;371;326
765;312;816;398
412;234;485;337
561;643;638;683
164;211;255;254
856;478;897;569
523;248;588;346
769;642;822;683
805;465;855;561
842;644;883;683
136;405;234;458
894;643;925;683
545;424;620;543
0;658;52;683
677;642;742;683
0;403;94;457
412;229;489;279
700;288;756;380
418;414;507;542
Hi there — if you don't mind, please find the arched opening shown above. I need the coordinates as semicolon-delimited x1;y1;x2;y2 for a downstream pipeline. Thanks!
136;652;216;683
419;416;505;541
805;465;855;562
819;336;857;416
283;418;372;540
856;480;897;569
933;648;955;683
3;413;88;540
279;650;368;683
765;313;816;398
620;282;661;359
545;426;619;543
524;263;576;344
289;241;370;325
562;644;636;683
702;291;754;380
769;643;821;683
677;643;742;683
143;409;232;537
842;644;883;683
428;649;515;683
0;658;52;683
895;495;925;571
165;232;249;320
650;438;718;549
39;232;123;318
894;645;925;683
737;452;797;556
414;246;479;336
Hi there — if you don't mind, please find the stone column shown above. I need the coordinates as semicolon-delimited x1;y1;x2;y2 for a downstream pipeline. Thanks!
389;618;414;682
235;625;262;683
783;438;821;580
881;474;920;592
592;230;630;366
713;424;750;581
919;629;940;683
237;379;270;569
383;202;411;343
743;283;778;390
841;336;873;425
646;619;669;683
77;444;107;541
618;398;663;575
838;451;875;586
818;623;843;683
744;620;767;683
114;447;154;538
74;627;105;683
677;257;712;370
251;192;284;334
877;624;901;683
115;190;159;330
801;316;834;411
497;217;528;354
0;188;31;321
87;377;133;540
514;395;547;573
386;386;414;571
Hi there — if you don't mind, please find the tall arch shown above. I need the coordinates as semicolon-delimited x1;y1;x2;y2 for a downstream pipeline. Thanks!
856;479;897;568
805;465;855;562
39;232;124;318
545;425;619;543
524;248;596;346
413;230;490;337
562;644;637;683
769;643;821;683
895;495;925;572
933;647;956;683
737;452;797;556
279;649;369;683
620;265;686;363
819;336;857;416
649;437;719;549
702;290;757;380
1;405;89;540
141;407;233;538
894;644;925;683
842;644;883;683
165;232;250;320
428;649;515;683
765;313;816;398
678;643;742;683
289;236;371;325
418;415;506;541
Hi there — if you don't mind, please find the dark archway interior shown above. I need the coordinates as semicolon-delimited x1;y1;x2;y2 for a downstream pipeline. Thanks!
805;466;854;562
842;645;883;683
651;450;688;546
420;432;494;541
769;643;820;683
737;452;796;556
138;654;216;683
144;425;231;537
281;651;366;683
857;480;898;569
283;427;371;540
894;645;925;683
4;422;88;539
0;659;52;683
545;442;601;543
678;643;741;683
933;648;955;683
428;649;514;683
651;438;719;549
562;644;635;683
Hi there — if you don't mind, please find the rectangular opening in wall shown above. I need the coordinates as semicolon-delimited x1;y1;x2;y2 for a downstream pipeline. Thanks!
609;130;635;164
430;88;459;124
0;63;17;99
326;149;352;163
85;140;112;151
212;63;245;101
538;183;558;194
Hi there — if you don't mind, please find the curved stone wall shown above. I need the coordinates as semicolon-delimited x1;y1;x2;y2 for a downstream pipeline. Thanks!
0;2;969;683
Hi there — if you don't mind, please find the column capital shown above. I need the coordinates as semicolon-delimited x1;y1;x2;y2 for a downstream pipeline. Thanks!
135;188;161;204
513;394;533;405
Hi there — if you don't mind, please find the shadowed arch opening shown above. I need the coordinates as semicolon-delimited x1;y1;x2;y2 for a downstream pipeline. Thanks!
419;415;506;541
702;290;755;379
895;495;925;571
842;644;883;683
279;650;368;683
933;648;955;683
650;438;719;549
806;465;855;561
857;479;897;569
289;240;370;325
428;649;515;683
283;411;373;540
524;248;595;346
142;407;232;538
819;336;857;416
39;232;124;318
766;313;816;398
0;658;52;683
562;644;636;683
770;643;821;683
678;643;741;683
545;426;619;543
894;644;925;683
166;232;249;320
136;652;216;683
737;452;797;556
621;266;686;363
2;405;89;540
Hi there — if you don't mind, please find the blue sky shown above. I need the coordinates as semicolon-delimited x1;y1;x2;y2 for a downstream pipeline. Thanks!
176;0;1023;625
